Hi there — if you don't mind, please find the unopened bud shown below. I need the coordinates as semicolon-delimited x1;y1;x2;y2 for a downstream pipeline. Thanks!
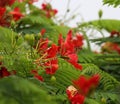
98;9;103;19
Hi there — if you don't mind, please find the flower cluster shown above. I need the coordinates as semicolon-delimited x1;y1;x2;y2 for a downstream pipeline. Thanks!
0;7;10;27
0;0;15;7
0;62;16;78
41;3;58;18
0;0;24;27
34;29;58;74
58;30;83;70
102;42;120;54
66;74;100;104
10;7;24;21
110;30;120;37
101;30;120;54
31;69;44;81
33;30;83;81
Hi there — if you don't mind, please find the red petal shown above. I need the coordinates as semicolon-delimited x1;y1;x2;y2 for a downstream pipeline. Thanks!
31;70;38;75
40;28;46;36
0;7;6;18
34;75;44;81
1;67;11;77
46;44;58;58
10;7;24;21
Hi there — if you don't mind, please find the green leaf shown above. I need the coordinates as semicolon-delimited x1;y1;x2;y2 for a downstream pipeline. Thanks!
42;58;81;93
79;19;120;32
85;98;100;104
90;37;120;44
103;0;120;7
82;64;120;90
0;76;57;104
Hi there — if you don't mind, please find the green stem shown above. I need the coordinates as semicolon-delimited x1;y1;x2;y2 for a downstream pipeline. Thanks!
82;30;91;51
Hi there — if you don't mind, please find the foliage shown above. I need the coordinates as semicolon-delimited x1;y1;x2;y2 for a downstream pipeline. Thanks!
79;19;120;32
0;76;57;104
103;0;120;7
0;0;120;104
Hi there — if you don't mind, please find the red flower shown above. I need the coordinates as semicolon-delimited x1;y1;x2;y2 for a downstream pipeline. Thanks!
67;53;82;70
0;0;15;7
0;67;11;78
0;7;6;19
42;3;50;10
53;9;58;15
35;43;59;75
10;7;24;21
113;43;120;54
0;7;10;27
89;74;100;86
64;30;75;53
45;59;58;74
34;75;44;81
0;64;16;78
41;3;58;18
46;44;58;58
66;75;100;104
31;70;38;75
37;38;49;53
66;85;85;104
31;70;44;81
73;74;100;95
58;30;83;70
44;44;58;74
72;33;83;49
58;34;64;46
40;28;46;36
110;30;120;37
102;42;120;54
58;31;74;55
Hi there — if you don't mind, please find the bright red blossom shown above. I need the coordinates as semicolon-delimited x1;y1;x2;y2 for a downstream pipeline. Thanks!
10;7;24;21
0;7;10;27
37;38;49;53
34;75;44;81
112;43;120;54
35;43;58;75
110;30;120;37
72;33;84;49
73;74;100;95
46;44;58;58
0;7;6;19
0;67;11;78
66;74;100;104
0;0;15;7
41;3;58;18
0;63;16;78
45;59;58;74
44;44;58;74
66;85;85;104
40;28;46;36
31;70;44;81
64;30;75;53
102;42;120;54
58;30;83;70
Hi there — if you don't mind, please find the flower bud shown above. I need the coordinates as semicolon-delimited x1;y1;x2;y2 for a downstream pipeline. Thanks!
50;76;56;83
98;9;103;19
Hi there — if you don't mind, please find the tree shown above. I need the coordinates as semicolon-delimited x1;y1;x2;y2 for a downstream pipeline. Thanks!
0;0;120;104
